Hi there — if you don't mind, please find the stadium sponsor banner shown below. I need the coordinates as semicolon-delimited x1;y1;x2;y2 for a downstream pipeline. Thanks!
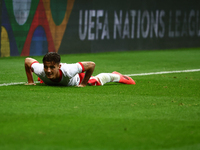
1;0;200;56
59;0;200;54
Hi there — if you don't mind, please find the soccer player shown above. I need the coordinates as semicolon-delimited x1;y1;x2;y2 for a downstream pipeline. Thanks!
25;52;135;87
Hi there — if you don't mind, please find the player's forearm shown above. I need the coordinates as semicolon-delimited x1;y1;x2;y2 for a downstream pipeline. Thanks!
81;70;93;86
24;58;36;84
80;62;95;87
25;63;34;83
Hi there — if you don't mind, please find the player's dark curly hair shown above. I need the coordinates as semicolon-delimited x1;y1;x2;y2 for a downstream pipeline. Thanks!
43;52;61;64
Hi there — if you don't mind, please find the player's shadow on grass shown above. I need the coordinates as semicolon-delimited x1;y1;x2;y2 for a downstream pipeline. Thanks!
35;82;124;87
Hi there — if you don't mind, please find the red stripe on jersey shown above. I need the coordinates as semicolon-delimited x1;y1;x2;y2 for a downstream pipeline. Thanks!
78;62;85;72
59;69;62;82
50;69;63;83
30;61;39;72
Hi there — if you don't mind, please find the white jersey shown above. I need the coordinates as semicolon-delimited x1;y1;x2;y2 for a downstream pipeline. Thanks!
31;62;84;86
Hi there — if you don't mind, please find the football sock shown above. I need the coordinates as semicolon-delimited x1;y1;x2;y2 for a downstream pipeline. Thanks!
95;73;120;85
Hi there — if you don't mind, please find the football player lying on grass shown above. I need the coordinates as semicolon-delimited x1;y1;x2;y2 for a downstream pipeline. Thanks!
25;52;135;87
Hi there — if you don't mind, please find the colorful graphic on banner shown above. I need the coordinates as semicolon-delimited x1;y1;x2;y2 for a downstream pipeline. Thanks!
1;0;75;57
1;0;19;57
3;0;40;56
1;26;10;57
21;0;55;56
42;0;75;52
13;0;32;25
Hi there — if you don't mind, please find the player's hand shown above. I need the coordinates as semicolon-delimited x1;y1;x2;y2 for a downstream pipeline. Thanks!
25;83;36;85
77;84;86;87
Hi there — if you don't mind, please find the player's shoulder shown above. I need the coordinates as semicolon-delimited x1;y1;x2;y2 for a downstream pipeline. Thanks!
31;62;44;72
60;62;80;74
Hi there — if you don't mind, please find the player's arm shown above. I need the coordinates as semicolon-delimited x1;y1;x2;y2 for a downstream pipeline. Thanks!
24;57;37;85
78;62;95;87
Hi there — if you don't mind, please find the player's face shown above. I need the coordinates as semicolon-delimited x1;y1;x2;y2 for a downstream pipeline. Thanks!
43;61;61;80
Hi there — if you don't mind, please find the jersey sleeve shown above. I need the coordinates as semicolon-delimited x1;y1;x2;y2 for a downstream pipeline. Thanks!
78;62;85;72
31;62;44;76
30;61;39;72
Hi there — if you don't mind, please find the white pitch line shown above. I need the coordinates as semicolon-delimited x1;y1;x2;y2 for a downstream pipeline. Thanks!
0;69;200;87
0;82;26;86
125;69;200;76
0;81;39;87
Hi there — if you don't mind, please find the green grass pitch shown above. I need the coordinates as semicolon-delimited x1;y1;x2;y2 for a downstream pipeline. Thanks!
0;48;200;150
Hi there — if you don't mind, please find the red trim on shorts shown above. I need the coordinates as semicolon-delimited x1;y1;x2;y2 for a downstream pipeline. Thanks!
78;62;85;72
78;73;100;86
87;78;101;86
30;61;39;72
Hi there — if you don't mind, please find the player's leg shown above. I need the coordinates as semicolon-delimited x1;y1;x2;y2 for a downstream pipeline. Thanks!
93;72;136;85
81;72;136;86
94;73;119;85
112;71;135;84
